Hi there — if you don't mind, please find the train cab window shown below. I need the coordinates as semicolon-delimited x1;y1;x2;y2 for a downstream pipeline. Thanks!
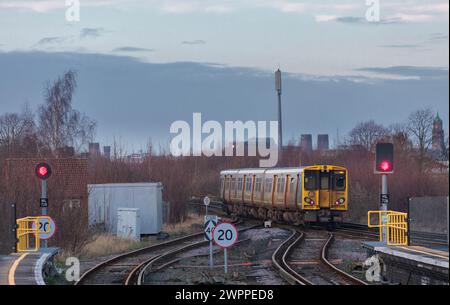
304;171;318;190
320;172;330;190
333;171;346;191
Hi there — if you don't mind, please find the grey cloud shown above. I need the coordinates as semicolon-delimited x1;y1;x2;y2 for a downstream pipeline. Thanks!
112;46;154;52
0;52;448;151
334;16;401;25
34;36;68;46
181;40;206;45
357;66;449;79
379;44;421;48
80;28;109;39
429;32;449;41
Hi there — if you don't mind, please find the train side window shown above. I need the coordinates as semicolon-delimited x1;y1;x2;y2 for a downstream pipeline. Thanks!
237;178;243;191
304;171;318;190
255;178;262;192
245;177;252;191
277;177;285;193
265;178;273;192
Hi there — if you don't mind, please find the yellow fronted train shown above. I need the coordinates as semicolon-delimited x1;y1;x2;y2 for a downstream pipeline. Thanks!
219;165;348;225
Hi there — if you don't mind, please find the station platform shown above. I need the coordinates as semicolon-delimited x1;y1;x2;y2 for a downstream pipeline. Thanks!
0;248;59;285
363;241;449;285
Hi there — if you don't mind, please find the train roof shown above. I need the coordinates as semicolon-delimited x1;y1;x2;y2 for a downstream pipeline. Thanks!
220;167;305;175
220;165;347;175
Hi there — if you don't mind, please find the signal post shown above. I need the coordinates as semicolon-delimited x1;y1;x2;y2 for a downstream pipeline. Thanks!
375;143;394;244
35;162;52;248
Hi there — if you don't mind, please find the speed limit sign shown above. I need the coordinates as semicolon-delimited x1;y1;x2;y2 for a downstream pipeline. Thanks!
31;216;56;240
213;222;238;248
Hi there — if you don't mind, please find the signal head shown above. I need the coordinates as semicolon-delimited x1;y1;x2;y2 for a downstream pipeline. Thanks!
35;163;52;180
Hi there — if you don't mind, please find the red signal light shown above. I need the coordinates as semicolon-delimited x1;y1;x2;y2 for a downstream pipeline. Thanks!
38;166;48;177
35;163;52;180
380;160;392;172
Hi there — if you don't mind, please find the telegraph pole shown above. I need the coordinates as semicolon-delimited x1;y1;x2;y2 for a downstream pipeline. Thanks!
275;69;283;159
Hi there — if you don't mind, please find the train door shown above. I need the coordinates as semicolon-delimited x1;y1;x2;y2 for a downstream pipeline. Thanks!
296;174;302;209
285;175;293;208
272;175;277;205
319;171;331;208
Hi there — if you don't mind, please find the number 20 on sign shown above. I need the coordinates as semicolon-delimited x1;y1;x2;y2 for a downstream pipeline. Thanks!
212;222;238;274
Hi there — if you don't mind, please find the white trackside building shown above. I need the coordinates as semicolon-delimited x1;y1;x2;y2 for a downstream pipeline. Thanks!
88;183;163;235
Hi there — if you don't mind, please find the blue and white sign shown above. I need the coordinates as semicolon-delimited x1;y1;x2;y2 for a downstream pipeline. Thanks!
213;222;238;248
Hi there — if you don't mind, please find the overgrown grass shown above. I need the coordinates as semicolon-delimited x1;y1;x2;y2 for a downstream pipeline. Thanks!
162;213;204;237
57;213;204;261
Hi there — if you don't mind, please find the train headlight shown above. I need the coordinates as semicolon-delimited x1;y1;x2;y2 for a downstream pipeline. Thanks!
335;198;345;205
304;197;315;205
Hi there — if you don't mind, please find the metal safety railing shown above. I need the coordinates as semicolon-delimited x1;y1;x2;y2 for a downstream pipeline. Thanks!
368;210;408;246
16;216;51;252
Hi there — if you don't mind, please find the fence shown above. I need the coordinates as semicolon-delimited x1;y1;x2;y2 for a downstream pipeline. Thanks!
408;196;449;245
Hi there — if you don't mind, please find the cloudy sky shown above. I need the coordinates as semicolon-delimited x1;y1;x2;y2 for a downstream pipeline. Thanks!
0;0;448;75
0;1;448;151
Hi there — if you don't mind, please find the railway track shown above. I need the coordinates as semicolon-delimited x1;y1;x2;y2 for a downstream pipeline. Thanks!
130;223;261;285
75;231;207;285
272;230;367;285
76;220;256;285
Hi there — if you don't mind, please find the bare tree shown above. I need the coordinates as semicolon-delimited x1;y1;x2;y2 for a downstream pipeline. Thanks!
348;120;388;151
0;107;35;155
38;70;96;154
407;107;434;172
389;123;413;153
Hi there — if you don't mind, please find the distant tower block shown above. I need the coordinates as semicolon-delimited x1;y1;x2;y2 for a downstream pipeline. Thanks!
89;142;100;157
317;134;329;150
300;134;313;152
103;146;111;159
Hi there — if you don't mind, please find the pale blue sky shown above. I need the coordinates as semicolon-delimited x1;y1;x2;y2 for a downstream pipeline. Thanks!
0;0;448;75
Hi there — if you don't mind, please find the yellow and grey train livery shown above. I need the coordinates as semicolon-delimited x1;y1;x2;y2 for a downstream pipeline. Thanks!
219;165;348;224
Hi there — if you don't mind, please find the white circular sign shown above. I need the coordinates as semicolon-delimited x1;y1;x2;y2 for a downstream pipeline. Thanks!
32;216;57;240
203;196;210;206
213;222;238;248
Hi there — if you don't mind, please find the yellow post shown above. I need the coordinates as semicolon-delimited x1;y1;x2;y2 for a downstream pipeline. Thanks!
15;216;52;252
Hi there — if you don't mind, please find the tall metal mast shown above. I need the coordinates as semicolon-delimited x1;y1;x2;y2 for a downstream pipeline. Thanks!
275;69;282;158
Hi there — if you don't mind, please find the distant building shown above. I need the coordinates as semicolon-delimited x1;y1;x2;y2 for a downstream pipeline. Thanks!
300;134;312;152
57;146;75;158
432;113;446;160
103;146;111;160
89;142;100;157
317;134;329;150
